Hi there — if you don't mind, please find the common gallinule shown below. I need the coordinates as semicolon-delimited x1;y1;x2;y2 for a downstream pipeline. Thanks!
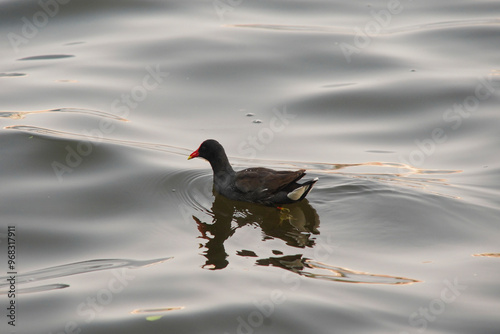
188;139;318;206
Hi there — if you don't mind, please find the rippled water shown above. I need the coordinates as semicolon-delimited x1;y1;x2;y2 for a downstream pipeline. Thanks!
1;0;499;333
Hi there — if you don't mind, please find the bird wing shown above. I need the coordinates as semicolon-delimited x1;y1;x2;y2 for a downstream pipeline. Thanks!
234;168;306;194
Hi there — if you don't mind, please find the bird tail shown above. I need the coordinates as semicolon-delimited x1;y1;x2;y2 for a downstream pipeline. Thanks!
286;177;319;201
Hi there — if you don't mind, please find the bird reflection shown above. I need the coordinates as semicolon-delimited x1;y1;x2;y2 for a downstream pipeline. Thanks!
192;193;320;270
190;194;420;285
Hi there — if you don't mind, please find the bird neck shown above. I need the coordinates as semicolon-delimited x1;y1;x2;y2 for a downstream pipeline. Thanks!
209;153;234;177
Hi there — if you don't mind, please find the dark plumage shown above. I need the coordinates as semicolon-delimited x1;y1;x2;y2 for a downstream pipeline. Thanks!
188;139;318;205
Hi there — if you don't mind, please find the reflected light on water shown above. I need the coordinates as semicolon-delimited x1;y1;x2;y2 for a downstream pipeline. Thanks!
472;253;500;258
131;307;185;314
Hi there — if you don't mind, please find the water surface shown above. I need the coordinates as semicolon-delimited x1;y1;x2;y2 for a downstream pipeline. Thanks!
1;0;499;333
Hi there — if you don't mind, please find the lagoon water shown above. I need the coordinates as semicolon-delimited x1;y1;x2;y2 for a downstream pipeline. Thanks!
1;0;499;333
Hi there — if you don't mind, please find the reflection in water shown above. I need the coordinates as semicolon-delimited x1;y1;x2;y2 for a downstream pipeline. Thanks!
193;194;320;270
193;194;420;284
257;255;419;285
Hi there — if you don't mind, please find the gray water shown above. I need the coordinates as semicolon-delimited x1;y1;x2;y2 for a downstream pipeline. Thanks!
1;1;499;333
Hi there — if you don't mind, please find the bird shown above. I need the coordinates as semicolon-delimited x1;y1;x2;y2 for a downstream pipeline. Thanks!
188;139;318;206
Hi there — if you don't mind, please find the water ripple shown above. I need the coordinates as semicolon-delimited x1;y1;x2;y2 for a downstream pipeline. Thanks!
0;257;172;293
4;125;193;157
0;284;70;296
0;72;26;78
0;108;128;121
17;54;75;61
4;125;462;199
159;170;214;214
229;159;461;198
226;19;500;35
